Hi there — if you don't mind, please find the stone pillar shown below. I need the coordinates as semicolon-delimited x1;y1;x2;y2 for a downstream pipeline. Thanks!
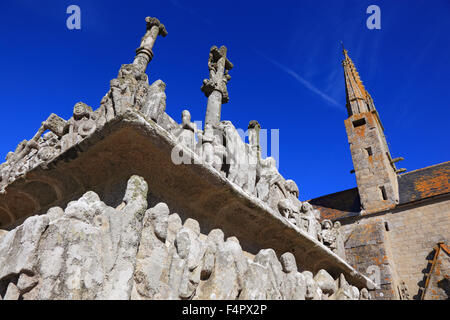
133;17;168;74
200;46;233;164
248;120;261;154
204;90;223;128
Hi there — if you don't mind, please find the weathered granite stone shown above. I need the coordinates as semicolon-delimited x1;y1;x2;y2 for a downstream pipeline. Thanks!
194;237;240;300
3;282;20;300
239;260;272;300
46;207;64;222
303;271;323;300
330;273;359;300
0;215;49;279
360;287;370;300
0;229;8;242
0;175;369;300
280;252;306;300
132;203;170;300
166;213;182;247
141;80;167;123
253;249;283;299
313;269;337;297
172;110;198;152
17;273;39;294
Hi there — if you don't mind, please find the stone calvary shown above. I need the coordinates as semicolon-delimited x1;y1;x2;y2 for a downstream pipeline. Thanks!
0;16;448;300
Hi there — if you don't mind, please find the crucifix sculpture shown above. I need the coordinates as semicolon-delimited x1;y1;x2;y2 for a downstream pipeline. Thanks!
200;46;233;165
133;17;168;74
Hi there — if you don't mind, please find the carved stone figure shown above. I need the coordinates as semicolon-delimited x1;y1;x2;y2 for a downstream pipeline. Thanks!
256;157;284;204
278;198;296;225
217;121;257;194
141;80;167;123
172;110;198;152
318;220;345;259
333;221;346;260
319;220;336;249
330;274;360;300
360;288;371;300
62;102;97;150
248;120;261;153
285;179;302;214
197;124;226;173
36;132;61;162
0;113;67;191
298;202;321;240
280;252;306;299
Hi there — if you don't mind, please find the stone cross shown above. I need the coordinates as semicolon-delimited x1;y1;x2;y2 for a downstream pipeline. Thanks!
201;46;233;128
133;17;168;74
200;46;233;164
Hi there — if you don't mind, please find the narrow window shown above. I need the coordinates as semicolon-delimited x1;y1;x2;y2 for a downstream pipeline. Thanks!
365;147;373;157
380;186;388;200
352;118;366;128
384;222;390;232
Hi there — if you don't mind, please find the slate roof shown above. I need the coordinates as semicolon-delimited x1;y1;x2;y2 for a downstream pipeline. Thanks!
398;161;450;205
310;161;450;221
309;187;361;221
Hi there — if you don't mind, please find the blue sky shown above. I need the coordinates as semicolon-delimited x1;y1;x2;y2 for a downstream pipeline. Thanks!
1;0;449;200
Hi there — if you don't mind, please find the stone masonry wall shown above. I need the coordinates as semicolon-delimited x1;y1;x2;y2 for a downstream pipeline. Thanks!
383;197;450;299
342;196;450;299
342;219;399;300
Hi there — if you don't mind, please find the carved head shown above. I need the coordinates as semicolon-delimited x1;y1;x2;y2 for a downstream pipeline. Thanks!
118;64;133;78
149;202;169;242
303;272;318;299
248;120;261;130
333;221;341;229
73;102;91;120
5;151;14;162
322;219;332;230
175;231;190;260
278;198;292;218
118;64;141;80
285;179;299;198
301;202;313;213
181;110;191;125
280;252;297;273
42;132;59;147
260;156;276;169
360;288;370;299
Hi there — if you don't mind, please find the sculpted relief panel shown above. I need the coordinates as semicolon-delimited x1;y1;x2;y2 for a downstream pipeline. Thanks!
0;175;366;300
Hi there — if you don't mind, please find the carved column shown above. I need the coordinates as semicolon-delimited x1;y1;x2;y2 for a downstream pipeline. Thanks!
201;46;233;127
133;17;168;74
200;46;233;164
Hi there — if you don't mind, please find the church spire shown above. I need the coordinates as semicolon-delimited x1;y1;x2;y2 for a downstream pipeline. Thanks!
342;47;373;116
342;46;402;214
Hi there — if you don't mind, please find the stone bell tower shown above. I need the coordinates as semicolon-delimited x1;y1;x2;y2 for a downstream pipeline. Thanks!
342;47;404;214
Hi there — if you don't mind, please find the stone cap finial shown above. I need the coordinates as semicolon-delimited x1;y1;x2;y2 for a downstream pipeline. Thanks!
145;16;168;37
210;45;233;70
248;120;261;130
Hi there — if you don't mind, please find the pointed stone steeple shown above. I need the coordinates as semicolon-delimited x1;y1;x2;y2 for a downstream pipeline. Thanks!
342;47;374;116
342;47;404;214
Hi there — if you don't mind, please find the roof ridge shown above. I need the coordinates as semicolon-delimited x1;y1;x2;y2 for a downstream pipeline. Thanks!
399;161;450;177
